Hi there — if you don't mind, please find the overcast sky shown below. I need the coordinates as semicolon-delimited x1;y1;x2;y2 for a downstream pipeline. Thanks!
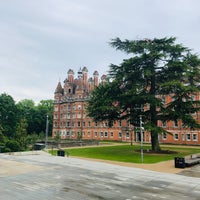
1;0;200;104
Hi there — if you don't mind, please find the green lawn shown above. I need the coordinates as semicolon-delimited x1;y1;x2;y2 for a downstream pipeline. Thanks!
51;144;200;164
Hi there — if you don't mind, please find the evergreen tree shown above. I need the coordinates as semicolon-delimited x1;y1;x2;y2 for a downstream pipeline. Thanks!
87;37;200;151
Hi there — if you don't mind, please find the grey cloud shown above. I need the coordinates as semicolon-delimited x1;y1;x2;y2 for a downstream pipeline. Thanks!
1;0;200;103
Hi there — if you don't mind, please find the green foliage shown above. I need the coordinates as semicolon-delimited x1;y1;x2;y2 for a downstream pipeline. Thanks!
0;93;53;152
54;132;61;143
16;99;53;135
26;133;39;144
5;140;21;152
87;37;200;151
0;93;17;137
15;118;28;150
87;82;122;124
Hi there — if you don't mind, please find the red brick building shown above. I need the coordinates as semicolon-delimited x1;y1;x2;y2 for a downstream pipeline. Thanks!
52;67;200;145
157;94;200;145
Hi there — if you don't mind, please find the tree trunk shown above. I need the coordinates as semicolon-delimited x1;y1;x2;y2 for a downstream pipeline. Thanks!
151;131;161;152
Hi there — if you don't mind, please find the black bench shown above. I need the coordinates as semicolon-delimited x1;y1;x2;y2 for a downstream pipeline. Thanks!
175;155;200;168
185;157;200;167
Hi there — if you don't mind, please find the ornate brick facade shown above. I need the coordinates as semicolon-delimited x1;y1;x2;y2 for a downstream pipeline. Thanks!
52;67;138;142
52;67;200;145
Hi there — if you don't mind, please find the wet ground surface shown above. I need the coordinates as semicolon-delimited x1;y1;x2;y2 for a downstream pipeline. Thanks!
0;152;200;200
178;164;200;178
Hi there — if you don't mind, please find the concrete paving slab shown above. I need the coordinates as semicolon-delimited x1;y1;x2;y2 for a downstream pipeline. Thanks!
0;151;200;199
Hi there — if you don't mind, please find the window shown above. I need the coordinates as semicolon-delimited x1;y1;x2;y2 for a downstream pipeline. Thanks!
87;132;90;137
54;106;58;111
110;132;113;138
78;105;81;110
83;121;85;126
67;113;70;119
162;133;167;140
104;132;108;137
95;122;98;126
68;105;71;110
94;132;98;137
100;132;103;137
119;121;122;126
77;112;81;118
186;133;191;141
161;96;166;104
118;132;122;138
78;121;81;127
67;122;70;127
192;134;198;141
191;95;195;101
78;95;82;99
174;120;178;127
162;121;166;127
126;132;130;138
174;133;178;140
88;121;91;127
109;121;113;127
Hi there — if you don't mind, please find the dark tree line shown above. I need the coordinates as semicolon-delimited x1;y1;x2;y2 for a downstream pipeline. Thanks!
0;93;53;152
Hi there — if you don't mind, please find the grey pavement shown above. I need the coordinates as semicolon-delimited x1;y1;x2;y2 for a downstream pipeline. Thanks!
0;151;200;200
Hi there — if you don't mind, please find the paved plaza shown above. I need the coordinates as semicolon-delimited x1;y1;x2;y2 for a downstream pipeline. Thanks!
0;151;200;200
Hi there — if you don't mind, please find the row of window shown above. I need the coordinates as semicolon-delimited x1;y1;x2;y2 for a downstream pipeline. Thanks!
54;121;123;128
162;133;198;141
54;113;87;119
57;130;130;139
54;104;85;112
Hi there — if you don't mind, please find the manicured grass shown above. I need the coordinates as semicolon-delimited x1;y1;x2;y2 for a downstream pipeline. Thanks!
51;144;200;164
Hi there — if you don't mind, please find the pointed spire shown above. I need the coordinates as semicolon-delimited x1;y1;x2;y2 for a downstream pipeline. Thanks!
55;81;63;94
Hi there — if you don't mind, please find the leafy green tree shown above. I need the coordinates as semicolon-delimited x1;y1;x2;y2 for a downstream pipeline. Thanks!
36;100;53;136
87;37;200;151
26;133;39;149
15;118;28;150
5;140;21;152
16;99;35;134
0;93;17;137
16;99;53;135
54;132;61;148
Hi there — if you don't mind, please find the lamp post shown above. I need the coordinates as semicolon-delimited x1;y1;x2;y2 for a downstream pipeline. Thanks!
45;114;49;151
139;115;144;163
134;106;144;163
